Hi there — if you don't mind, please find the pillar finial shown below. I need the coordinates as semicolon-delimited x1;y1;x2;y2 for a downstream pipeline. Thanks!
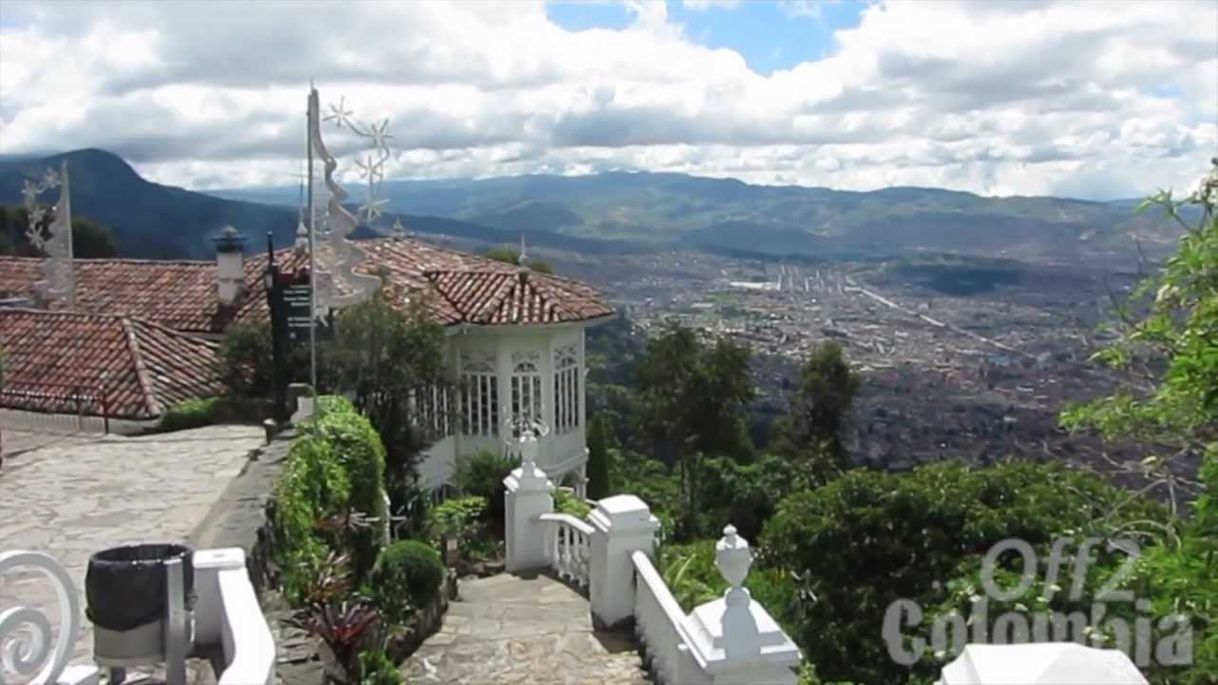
715;523;752;605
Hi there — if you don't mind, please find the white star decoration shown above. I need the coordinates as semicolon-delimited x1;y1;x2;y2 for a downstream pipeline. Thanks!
326;97;393;230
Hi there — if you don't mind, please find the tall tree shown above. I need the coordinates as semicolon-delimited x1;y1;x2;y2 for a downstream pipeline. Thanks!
1062;163;1217;683
775;341;860;473
636;323;755;537
585;414;612;500
324;293;451;524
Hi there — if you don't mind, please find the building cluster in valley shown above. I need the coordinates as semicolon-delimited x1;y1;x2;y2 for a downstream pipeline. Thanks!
550;247;1162;481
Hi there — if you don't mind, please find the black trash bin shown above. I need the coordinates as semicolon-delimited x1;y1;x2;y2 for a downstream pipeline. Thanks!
86;543;194;633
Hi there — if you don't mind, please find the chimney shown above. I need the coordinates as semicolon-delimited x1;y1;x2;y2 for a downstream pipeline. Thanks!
213;226;246;306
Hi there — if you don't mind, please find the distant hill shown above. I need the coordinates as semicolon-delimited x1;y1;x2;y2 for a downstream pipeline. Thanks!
0;149;619;259
218;171;1186;266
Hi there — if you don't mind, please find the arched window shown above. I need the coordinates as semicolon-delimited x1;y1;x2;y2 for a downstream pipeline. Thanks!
460;352;498;436
511;351;543;424
554;345;580;433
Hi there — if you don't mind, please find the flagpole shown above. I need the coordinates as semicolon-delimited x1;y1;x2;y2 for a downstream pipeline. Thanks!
307;85;318;397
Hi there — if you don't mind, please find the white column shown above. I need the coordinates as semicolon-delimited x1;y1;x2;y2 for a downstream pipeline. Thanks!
588;494;659;628
503;431;554;572
682;526;802;685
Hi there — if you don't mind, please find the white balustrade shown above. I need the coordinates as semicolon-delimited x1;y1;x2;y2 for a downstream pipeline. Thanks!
631;551;707;685
194;548;275;685
539;513;593;588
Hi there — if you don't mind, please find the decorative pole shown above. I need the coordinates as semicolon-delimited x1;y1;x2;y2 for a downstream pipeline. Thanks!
306;86;318;399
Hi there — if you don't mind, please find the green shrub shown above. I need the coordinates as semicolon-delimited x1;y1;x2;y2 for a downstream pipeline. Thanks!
272;433;352;604
425;496;498;562
426;496;486;541
358;649;403;685
454;450;515;529
313;397;389;576
158;397;221;431
554;489;592;518
369;540;445;625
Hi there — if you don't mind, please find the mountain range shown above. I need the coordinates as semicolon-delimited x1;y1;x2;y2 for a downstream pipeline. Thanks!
0;149;1184;265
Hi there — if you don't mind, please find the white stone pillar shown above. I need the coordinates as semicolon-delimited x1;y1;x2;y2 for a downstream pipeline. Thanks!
588;494;660;628
504;431;554;573
683;525;802;685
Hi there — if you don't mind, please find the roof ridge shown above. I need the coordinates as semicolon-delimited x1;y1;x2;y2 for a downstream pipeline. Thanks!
119;316;161;417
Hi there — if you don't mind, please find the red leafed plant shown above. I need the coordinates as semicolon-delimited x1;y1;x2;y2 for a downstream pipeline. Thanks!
287;600;383;683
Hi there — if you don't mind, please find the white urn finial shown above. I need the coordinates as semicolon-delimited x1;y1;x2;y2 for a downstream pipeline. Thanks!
715;524;753;605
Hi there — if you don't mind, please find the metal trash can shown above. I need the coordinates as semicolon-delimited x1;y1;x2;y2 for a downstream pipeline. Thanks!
85;543;194;666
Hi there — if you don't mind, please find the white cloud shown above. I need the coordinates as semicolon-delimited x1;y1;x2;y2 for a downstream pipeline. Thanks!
683;0;742;11
0;0;1213;200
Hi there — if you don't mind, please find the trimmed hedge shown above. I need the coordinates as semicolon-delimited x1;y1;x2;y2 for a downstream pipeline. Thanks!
369;540;445;625
158;397;222;432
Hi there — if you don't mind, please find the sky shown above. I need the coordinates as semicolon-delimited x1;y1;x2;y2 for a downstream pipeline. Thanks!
0;0;1215;200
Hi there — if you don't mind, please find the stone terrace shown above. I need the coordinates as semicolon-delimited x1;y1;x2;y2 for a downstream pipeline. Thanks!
401;573;647;684
0;424;265;664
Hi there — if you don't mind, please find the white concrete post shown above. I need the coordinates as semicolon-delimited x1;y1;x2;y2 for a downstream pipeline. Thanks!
588;494;660;628
504;430;554;573
682;525;802;685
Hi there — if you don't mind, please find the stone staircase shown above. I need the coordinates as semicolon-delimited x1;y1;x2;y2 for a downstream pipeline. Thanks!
400;573;647;684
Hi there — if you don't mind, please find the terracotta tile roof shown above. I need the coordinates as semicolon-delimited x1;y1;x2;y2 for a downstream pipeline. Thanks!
0;308;221;420
0;236;612;332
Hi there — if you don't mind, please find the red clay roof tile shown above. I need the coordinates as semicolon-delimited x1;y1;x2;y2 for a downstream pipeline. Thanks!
0;308;222;419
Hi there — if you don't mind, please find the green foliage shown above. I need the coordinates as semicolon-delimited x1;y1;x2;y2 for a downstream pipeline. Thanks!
484;245;554;274
694;454;810;542
659;539;796;623
636;323;756;538
775;342;860;466
425;496;496;561
158;396;222;431
325;294;450;521
313;397;390;576
554;489;592;518
219;321;274;398
273;431;353;604
0;206;117;258
454;449;515;529
369;540;445;626
357;649;403;685
586;414;612;500
1059;165;1218;684
761;460;1164;683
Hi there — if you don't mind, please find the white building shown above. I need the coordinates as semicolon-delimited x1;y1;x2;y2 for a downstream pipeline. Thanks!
0;234;615;492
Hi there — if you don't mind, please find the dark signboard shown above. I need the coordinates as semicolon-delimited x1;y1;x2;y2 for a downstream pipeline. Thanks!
284;283;333;343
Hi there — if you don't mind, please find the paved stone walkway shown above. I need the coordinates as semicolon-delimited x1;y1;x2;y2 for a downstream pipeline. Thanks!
0;425;265;665
401;573;648;684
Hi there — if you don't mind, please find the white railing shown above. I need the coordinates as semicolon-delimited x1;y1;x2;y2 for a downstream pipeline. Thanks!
194;548;275;685
631;551;706;685
539;513;593;589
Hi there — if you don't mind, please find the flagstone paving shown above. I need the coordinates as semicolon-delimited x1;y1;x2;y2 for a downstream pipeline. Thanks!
0;424;265;667
401;572;649;684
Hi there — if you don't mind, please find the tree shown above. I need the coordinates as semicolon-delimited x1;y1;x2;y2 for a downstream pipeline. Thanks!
219;321;274;398
484;245;554;274
773;341;860;475
636;323;755;538
761;460;1165;683
324;293;450;520
1061;163;1218;683
0;206;117;258
586;414;612;500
